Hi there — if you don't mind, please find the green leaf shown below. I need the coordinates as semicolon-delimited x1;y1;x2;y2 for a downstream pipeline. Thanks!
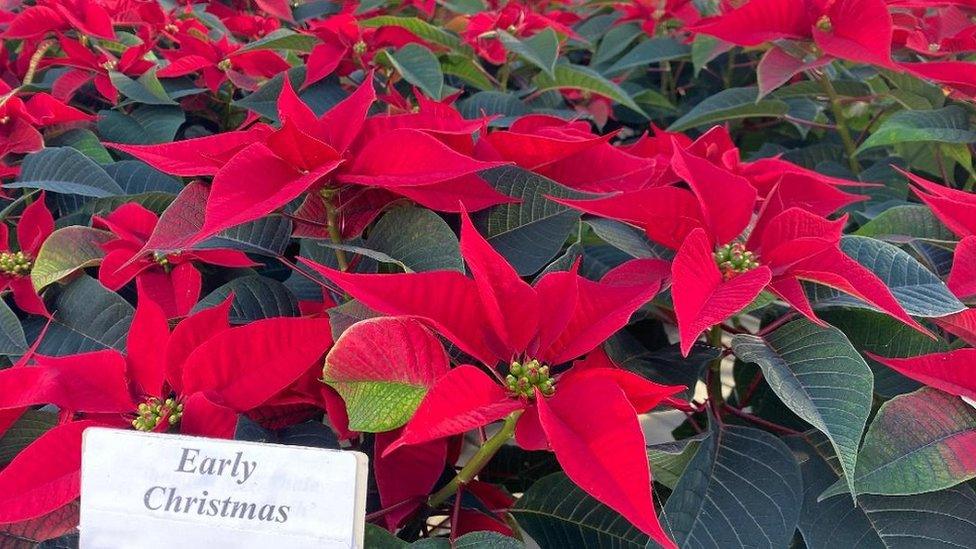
455;532;523;548
533;64;645;115
788;433;976;549
364;524;407;548
668;86;788;132
45;129;112;164
387;44;444;99
8;148;123;197
193;275;300;323
857;106;976;154
499;28;559;76
854;204;956;243
821;388;976;499
0;411;56;467
97;106;185;145
32;275;134;355
591;23;643;67
819;309;946;398
109;68;177;105
237;29;318;53
324;317;449;432
366;206;463;272
808;235;965;318
104;161;182;195
196;215;293;257
475;166;591;275
605;37;691;75
360;16;462;49
732;319;873;497
511;472;649;548
646;434;707;490
31;226;114;291
690;34;727;75
458;91;529;119
0;300;26;356
441;54;494;91
585;218;673;260
661;423;802;549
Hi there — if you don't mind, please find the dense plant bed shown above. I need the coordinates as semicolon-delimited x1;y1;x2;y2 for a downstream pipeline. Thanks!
0;0;974;547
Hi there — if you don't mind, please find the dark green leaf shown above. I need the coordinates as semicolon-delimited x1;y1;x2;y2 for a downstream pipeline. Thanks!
0;411;57;467
196;215;293;257
0;300;26;356
854;204;956;243
499;28;559;76
45;129;112;164
31;226;114;291
109;69;177;105
606;37;691;74
8;148;123;197
668;87;788;132
387;44;444;99
475;166;591;275
33;275;133;355
647;434;708;490
97;106;185;145
366;206;462;272
857;106;976;153
732;319;873;496
661;423;802;549
359;16;462;49
788;433;976;549
193;275;300;323
512;472;649;548
104;161;183;194
534;64;645;115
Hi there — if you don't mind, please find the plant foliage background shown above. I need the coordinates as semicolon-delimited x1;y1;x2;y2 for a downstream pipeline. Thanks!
0;0;974;547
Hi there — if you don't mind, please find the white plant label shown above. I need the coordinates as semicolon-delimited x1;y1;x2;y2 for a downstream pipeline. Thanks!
80;428;367;549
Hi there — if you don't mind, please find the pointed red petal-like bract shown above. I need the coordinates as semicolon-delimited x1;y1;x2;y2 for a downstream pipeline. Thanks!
299;259;499;364
555;186;704;249
949;236;976;300
339;129;503;188
0;420;98;523
690;0;809;46
179;392;238;439
388;365;523;455
934;309;976;347
543;259;668;364
317;76;376;153
181;316;332;411
136;263;201;319
17;192;53;254
2;351;132;413
559;367;683;414
166;296;234;393
869;350;976;402
200;142;342;241
387;176;515;212
789;248;927;334
672;145;756;246
672;229;772;356
374;431;447;529
127;295;170;397
813;0;894;68
538;377;676;549
459;210;539;356
105;127;271;177
904;169;976;238
142;181;208;252
277;78;320;133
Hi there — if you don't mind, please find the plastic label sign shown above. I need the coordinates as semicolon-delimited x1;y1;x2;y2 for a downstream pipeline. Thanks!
79;428;367;549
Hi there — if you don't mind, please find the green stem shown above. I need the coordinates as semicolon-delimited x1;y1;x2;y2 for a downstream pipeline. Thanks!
322;194;348;271
817;73;861;175
428;411;522;509
706;325;725;410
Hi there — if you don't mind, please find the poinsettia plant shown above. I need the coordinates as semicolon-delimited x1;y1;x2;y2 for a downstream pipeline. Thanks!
0;0;974;547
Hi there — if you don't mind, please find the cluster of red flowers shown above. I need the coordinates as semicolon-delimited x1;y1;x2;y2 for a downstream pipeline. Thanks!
0;0;971;547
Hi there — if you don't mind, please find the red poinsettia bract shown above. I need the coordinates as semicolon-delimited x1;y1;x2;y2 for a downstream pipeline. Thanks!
108;77;507;244
0;293;332;524
302;210;682;547
0;192;52;316
93;203;257;318
559;131;922;354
